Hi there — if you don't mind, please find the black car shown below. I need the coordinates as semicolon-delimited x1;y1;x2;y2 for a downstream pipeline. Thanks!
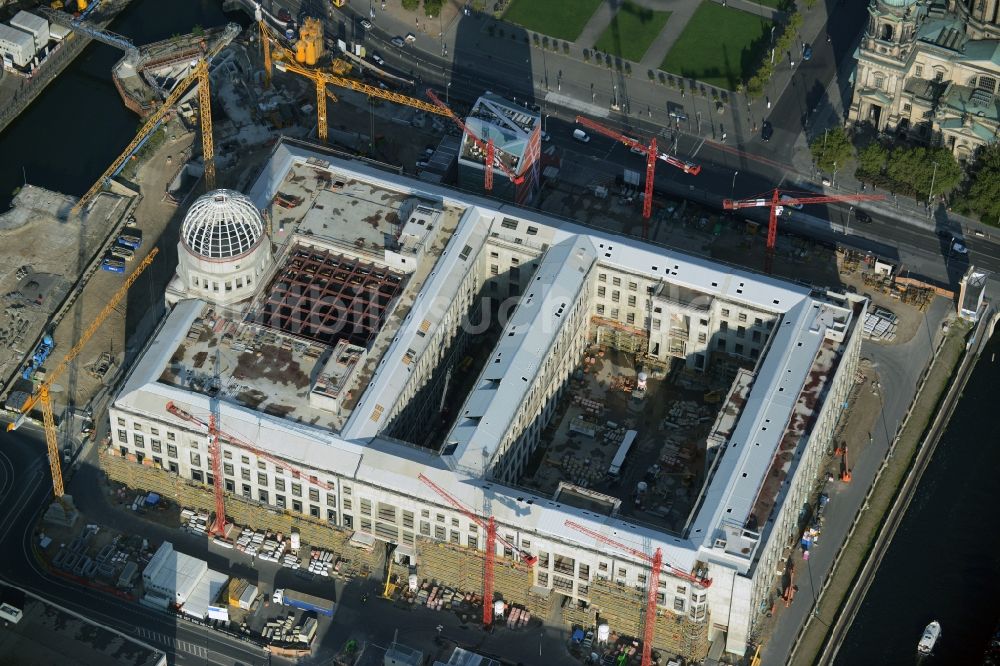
761;121;773;142
855;210;872;223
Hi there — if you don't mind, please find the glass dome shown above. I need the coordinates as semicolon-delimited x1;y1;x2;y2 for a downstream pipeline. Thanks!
181;190;264;259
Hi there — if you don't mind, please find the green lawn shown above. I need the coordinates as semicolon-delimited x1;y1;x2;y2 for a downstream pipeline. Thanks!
503;0;603;42
660;2;773;89
593;2;670;62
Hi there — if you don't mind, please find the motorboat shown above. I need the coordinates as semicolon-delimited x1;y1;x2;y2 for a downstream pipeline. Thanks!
918;620;941;655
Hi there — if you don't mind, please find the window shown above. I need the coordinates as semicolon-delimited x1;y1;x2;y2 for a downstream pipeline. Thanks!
735;343;745;355
241;468;251;481
451;517;460;527
597;286;606;297
420;521;431;536
342;485;352;496
309;488;320;502
720;321;728;332
578;564;590;579
651;318;660;331
258;473;268;486
596;304;605;315
915;64;923;78
223;450;232;460
167;431;175;441
133;434;145;448
903;103;912;114
674;597;686;612
360;499;373;516
598;273;607;282
537;572;549;587
468;536;478;548
738;312;747;322
379;503;397;522
752;330;761;342
612;277;621;286
190;452;201;467
151;440;161;453
167;444;177;458
402;510;414;529
117;429;127;443
274;478;286;492
490;250;499;258
611;308;619;319
526;226;538;235
934;70;943;83
259;489;269;504
275;495;286;509
258;460;266;470
627;295;636;307
449;531;460;545
241;455;250;465
626;313;635;325
434;525;446;540
292;500;302;513
117;417;125;426
327;494;336;507
538;552;550;568
721;308;730;317
223;463;234;476
343;498;352;511
291;482;302;497
611;291;620;303
698;332;707;344
977;75;997;93
501;218;518;230
133;423;142;432
737;326;746;338
628;281;637;291
490;264;499;275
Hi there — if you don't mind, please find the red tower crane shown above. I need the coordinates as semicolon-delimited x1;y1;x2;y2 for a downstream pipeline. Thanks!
723;189;885;273
565;520;711;666
426;89;525;192
166;402;335;535
417;473;537;626
574;115;701;239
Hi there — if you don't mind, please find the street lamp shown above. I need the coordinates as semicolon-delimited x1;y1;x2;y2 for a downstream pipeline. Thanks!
731;170;738;197
846;205;854;235
446;81;452;106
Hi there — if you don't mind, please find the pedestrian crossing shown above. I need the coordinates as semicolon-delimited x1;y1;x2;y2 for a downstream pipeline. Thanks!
134;627;209;658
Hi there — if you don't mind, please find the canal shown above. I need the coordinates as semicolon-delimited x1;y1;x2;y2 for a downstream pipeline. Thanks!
0;0;244;213
836;330;1000;664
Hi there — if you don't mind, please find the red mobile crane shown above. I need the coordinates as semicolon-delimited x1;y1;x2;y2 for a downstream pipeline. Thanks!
722;189;885;273
565;519;711;666
426;89;526;192
574;115;701;239
417;473;537;626
166;402;335;534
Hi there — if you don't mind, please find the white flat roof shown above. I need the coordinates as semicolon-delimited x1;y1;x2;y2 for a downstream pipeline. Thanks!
116;140;861;578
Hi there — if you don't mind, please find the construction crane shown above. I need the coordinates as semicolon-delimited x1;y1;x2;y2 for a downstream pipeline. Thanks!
71;23;238;215
427;90;526;192
37;5;140;63
417;473;537;626
6;248;158;499
565;519;711;666
574;116;701;238
722;189;885;273
164;401;335;534
258;18;446;143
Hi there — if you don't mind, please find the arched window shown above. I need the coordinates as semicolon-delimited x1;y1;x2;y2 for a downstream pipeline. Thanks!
873;72;885;90
881;24;894;41
977;76;997;93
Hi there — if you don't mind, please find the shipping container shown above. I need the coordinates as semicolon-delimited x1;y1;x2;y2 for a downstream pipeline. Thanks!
0;24;34;68
9;11;49;52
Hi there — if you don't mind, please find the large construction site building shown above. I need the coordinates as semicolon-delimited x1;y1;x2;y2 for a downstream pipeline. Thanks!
104;138;865;660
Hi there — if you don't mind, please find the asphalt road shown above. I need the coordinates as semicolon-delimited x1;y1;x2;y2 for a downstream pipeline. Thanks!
0;428;269;666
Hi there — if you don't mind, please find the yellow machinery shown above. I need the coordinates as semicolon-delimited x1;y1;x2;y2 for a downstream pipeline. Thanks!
72;25;236;215
77;0;88;11
330;0;345;6
261;22;449;143
295;17;323;66
259;18;349;89
7;248;158;498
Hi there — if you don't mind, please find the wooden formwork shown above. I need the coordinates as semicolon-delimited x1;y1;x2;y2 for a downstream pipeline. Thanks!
99;448;383;574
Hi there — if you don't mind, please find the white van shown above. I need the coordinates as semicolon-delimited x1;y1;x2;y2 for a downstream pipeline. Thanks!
572;128;590;143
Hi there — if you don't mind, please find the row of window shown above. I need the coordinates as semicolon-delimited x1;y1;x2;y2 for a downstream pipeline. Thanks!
191;274;253;292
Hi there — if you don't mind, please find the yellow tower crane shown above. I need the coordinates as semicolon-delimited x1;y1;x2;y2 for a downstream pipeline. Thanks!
258;20;448;143
72;24;238;215
7;248;158;499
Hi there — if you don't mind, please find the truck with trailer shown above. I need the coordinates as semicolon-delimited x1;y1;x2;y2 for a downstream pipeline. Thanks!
272;588;335;616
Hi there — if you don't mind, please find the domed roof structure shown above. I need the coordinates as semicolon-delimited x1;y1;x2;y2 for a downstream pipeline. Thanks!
181;190;264;260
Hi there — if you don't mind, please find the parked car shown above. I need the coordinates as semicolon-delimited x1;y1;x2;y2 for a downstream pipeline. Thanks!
391;36;405;47
855;210;872;224
371;52;385;66
952;238;969;254
803;43;812;61
360;19;372;30
572;128;590;143
761;121;773;142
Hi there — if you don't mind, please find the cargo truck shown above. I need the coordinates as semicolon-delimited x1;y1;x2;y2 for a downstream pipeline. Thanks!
272;588;335;616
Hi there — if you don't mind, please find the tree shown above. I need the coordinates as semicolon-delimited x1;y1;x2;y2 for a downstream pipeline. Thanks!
809;126;853;172
963;143;1000;225
402;0;419;10
856;143;887;181
886;146;961;199
424;0;443;16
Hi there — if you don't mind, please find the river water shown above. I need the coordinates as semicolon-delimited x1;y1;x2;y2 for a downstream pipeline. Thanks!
836;331;1000;664
0;0;243;212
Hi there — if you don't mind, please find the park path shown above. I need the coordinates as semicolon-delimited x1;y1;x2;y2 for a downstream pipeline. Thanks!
575;1;621;48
